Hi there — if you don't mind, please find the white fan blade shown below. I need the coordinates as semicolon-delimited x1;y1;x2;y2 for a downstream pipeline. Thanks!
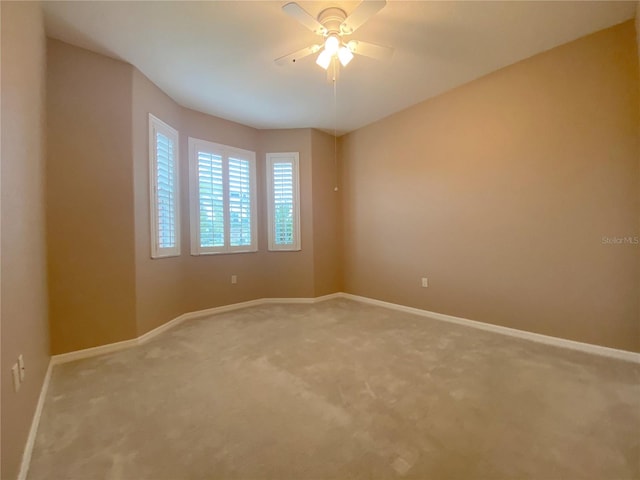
347;40;394;61
340;1;386;35
275;44;321;66
282;3;327;35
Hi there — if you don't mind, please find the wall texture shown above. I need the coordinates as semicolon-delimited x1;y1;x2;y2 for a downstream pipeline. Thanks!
46;42;343;348
258;129;316;299
132;70;185;336
178;108;267;313
341;20;640;352
47;39;137;353
46;20;637;356
637;2;640;62
12;12;636;479
1;3;50;478
636;5;640;342
311;129;343;296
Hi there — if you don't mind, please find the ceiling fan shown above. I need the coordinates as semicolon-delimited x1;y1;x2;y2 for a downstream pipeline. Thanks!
275;0;394;74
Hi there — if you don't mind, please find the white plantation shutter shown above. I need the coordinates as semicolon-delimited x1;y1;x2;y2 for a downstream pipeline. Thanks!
156;132;176;248
149;114;180;258
267;153;300;251
189;138;257;254
273;162;294;245
198;152;225;247
228;157;252;247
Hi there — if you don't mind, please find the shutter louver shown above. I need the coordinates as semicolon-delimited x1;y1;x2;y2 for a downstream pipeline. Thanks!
228;157;252;247
198;152;225;247
267;153;300;251
273;162;294;246
189;138;257;254
149;114;180;258
156;131;176;249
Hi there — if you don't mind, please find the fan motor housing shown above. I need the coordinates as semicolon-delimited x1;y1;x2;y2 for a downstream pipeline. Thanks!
318;7;347;35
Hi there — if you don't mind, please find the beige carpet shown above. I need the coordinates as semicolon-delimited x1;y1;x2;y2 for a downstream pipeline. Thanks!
28;299;639;479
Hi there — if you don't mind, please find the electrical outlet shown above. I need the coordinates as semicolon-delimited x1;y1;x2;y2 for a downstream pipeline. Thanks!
231;275;237;284
421;277;428;288
11;364;20;392
18;354;25;381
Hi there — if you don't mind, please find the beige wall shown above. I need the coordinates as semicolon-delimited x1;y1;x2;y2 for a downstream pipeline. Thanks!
16;12;636;478
47;42;342;345
636;4;640;340
341;21;640;352
178;108;266;313
311;129;343;296
132;70;184;336
47;19;638;358
258;129;316;298
1;3;50;479
637;2;640;62
47;39;137;353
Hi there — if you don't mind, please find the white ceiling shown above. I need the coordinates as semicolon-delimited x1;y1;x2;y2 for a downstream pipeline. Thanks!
43;1;636;135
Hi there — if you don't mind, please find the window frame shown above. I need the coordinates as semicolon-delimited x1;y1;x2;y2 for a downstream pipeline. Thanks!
188;137;258;255
266;152;301;252
149;113;180;259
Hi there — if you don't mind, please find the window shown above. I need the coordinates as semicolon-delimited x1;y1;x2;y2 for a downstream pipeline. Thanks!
189;138;257;255
266;152;300;251
149;114;180;258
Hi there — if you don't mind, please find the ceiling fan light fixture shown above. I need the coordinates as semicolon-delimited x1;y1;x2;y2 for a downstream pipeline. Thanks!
338;45;354;67
324;34;340;55
277;1;393;73
316;49;332;70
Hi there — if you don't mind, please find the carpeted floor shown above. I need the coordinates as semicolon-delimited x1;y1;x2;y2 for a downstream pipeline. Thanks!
28;298;640;479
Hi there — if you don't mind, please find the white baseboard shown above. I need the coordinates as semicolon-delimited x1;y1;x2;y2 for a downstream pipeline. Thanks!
22;291;638;480
51;294;343;366
50;292;640;367
339;293;640;364
261;293;343;305
51;338;138;365
18;359;53;480
138;298;267;345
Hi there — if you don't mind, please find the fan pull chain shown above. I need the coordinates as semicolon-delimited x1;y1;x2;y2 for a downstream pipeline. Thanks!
333;60;339;192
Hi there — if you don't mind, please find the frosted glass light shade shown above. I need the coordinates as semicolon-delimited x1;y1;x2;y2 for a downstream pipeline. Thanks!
338;46;354;67
324;35;340;55
316;49;332;70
